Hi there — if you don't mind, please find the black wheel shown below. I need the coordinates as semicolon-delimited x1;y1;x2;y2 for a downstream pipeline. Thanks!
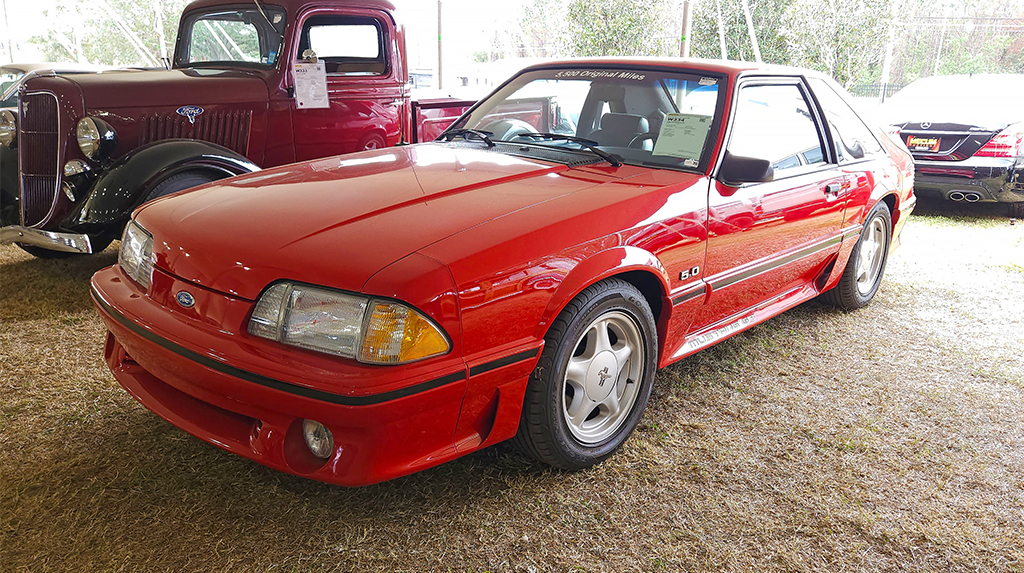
821;201;892;310
144;170;220;203
357;132;386;151
512;278;658;470
1008;202;1024;218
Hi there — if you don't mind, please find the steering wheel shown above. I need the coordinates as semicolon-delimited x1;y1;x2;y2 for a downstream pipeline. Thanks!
482;119;538;141
628;133;657;150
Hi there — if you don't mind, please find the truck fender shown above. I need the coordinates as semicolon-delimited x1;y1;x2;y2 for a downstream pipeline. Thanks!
65;139;260;231
534;246;672;343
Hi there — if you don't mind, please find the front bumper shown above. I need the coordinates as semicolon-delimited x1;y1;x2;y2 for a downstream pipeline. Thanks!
913;157;1024;203
90;264;539;486
0;225;93;253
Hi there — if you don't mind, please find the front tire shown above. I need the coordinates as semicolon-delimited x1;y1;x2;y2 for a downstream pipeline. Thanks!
1008;202;1024;219
513;278;658;470
821;201;892;310
144;170;221;203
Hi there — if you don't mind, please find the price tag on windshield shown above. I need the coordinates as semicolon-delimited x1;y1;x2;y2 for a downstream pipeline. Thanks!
652;113;712;162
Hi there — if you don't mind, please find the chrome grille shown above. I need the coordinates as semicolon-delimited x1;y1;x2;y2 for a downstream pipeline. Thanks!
19;92;60;227
139;109;251;155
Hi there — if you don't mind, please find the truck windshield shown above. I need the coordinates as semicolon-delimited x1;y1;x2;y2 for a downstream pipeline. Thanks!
177;6;287;68
450;67;724;171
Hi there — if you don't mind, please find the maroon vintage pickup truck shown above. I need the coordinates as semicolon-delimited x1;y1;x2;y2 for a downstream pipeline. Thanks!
0;0;472;257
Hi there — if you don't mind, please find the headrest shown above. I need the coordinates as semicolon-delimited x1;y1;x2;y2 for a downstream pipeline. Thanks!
600;113;650;135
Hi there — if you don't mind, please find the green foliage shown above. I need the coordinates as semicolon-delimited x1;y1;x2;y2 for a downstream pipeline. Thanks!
781;0;892;87
564;0;674;57
29;0;189;67
689;0;792;64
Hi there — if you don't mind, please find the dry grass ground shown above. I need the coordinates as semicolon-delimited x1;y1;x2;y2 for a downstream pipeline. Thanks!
2;195;1022;572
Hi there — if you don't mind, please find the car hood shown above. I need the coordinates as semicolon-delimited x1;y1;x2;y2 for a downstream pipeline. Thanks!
63;68;268;108
137;144;621;300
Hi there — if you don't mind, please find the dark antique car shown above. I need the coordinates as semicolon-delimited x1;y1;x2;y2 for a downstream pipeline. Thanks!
91;59;916;486
883;74;1024;217
0;0;471;257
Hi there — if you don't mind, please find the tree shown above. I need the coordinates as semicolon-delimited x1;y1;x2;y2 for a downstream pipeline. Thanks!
781;0;893;87
564;0;674;57
29;0;188;66
688;0;793;63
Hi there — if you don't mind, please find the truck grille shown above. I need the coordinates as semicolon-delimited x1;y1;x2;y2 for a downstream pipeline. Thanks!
19;92;60;227
139;110;251;155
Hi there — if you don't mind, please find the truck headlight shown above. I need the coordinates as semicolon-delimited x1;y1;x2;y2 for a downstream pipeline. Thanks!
76;117;117;160
0;110;15;147
119;220;154;289
248;282;451;364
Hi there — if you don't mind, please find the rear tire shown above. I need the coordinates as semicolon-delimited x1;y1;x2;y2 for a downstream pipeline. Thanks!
512;278;657;470
357;132;386;151
821;201;892;310
1008;202;1024;218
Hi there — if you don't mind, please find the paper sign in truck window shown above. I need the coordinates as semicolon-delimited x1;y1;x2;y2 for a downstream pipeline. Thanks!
652;113;712;161
294;62;329;109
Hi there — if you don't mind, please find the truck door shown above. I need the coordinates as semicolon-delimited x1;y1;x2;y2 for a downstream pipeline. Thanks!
290;9;404;160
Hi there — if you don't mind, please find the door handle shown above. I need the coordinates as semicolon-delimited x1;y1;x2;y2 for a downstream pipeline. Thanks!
824;182;841;200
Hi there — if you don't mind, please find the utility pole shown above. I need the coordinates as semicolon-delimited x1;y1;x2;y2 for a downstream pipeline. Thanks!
715;0;728;59
740;0;762;63
1;0;11;63
933;15;947;75
878;0;899;102
437;0;443;90
680;0;693;58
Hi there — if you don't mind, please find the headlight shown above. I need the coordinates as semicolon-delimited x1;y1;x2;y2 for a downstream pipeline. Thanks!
248;282;451;364
0;110;15;147
119;220;154;289
76;117;117;160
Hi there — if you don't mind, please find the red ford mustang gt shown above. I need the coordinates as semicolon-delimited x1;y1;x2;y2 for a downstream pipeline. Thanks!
91;59;916;486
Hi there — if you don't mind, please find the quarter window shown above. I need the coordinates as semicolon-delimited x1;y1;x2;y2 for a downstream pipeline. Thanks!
807;77;883;161
727;83;827;175
298;16;387;76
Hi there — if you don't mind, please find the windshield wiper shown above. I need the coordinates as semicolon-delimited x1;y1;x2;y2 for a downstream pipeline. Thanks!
439;128;495;147
510;133;622;167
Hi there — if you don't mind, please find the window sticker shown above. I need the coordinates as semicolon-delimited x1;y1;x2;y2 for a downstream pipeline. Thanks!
699;77;717;86
652;113;713;161
551;70;647;81
266;51;277;65
294;62;329;109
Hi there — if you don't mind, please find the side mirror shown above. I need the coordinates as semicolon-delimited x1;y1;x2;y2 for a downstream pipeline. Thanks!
719;150;774;186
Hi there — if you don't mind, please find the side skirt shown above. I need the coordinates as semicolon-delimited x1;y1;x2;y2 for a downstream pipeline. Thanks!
665;282;820;364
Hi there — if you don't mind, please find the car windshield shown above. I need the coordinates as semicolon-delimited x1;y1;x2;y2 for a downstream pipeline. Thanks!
1;68;25;107
177;6;287;68
883;75;1024;127
449;67;724;171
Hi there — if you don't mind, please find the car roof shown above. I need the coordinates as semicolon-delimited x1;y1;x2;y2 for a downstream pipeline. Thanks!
182;0;397;14
517;57;827;81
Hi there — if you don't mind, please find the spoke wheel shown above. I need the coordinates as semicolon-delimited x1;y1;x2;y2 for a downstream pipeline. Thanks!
821;201;892;310
562;311;644;445
512;278;657;470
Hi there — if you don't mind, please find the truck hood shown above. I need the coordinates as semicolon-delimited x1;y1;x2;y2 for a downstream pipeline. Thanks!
136;144;622;300
64;68;268;108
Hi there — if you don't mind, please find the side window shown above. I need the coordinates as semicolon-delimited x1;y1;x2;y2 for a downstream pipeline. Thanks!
727;83;827;176
298;16;387;76
807;77;884;161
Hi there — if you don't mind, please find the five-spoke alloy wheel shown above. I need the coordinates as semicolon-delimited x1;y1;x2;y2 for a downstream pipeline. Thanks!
822;201;892;310
514;278;657;470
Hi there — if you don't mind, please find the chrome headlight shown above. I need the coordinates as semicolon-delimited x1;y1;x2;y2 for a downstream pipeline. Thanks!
248;282;451;364
0;110;15;147
119;220;154;289
76;117;117;160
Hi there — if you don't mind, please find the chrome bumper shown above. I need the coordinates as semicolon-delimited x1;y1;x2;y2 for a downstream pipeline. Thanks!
0;225;93;253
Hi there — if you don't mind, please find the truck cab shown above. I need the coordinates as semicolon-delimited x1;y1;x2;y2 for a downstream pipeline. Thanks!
0;0;472;256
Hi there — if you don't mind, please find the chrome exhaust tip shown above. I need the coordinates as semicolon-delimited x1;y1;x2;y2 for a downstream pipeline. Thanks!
949;191;965;202
964;192;981;203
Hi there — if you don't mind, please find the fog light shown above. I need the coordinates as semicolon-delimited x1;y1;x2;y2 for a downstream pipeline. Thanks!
302;419;334;459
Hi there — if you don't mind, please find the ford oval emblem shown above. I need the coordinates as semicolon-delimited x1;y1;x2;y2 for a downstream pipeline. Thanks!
176;291;196;308
176;105;204;125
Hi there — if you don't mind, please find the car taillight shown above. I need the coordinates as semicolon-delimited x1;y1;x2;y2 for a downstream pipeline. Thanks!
975;125;1024;158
